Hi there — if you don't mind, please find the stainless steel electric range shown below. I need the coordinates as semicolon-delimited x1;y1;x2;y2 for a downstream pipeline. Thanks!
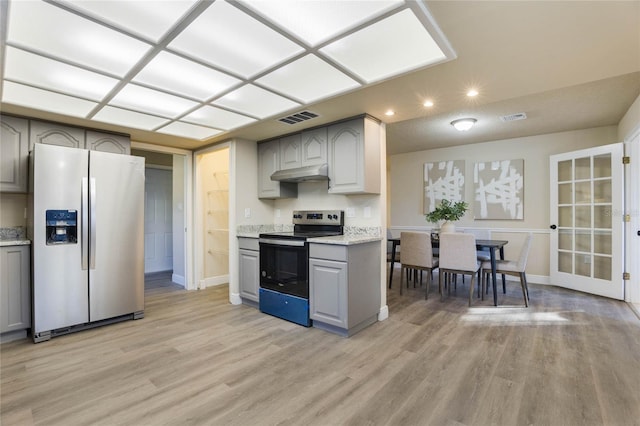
258;210;344;326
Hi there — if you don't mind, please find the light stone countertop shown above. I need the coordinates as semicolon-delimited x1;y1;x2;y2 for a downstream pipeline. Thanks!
0;227;30;246
307;235;382;245
236;225;382;245
0;239;31;247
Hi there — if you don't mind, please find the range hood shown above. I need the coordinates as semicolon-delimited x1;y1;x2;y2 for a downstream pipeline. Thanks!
270;163;329;182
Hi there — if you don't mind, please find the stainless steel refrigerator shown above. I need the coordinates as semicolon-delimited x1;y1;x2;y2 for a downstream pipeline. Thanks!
29;144;145;343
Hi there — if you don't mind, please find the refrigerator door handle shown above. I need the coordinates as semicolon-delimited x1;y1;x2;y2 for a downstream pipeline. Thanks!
90;177;97;270
82;177;89;270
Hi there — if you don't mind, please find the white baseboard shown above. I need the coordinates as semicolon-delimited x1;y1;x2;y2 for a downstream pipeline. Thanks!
171;273;185;287
229;292;242;305
378;305;389;321
199;275;229;289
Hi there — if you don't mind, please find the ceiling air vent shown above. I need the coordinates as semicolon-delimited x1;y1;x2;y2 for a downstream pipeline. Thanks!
500;112;527;122
278;110;319;125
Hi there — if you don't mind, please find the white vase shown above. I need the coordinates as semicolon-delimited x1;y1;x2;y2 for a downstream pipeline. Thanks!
440;221;456;233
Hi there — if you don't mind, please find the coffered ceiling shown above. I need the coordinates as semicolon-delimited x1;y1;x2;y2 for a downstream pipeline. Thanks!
1;1;639;155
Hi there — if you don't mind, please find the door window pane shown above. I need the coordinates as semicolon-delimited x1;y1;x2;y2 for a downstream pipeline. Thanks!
559;251;573;273
575;230;591;252
559;229;573;250
575;181;591;203
594;256;612;280
575;253;592;277
558;183;573;204
559;206;573;227
594;206;612;229
575;157;591;180
593;154;611;178
594;231;612;255
575;206;591;228
558;159;572;182
594;179;612;203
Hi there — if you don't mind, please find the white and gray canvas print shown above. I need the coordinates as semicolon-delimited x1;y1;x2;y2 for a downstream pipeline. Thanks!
474;159;524;220
423;160;465;214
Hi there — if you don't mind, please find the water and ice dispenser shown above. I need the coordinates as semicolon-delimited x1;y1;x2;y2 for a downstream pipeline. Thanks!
46;210;78;245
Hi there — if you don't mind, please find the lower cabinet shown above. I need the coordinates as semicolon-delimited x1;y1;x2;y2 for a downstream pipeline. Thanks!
309;241;381;336
238;237;259;304
0;245;31;339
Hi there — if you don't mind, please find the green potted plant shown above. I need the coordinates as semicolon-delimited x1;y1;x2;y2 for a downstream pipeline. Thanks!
425;199;469;233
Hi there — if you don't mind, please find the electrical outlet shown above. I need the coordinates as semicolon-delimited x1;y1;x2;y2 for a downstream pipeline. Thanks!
364;207;371;218
276;209;281;218
244;208;251;218
346;208;356;218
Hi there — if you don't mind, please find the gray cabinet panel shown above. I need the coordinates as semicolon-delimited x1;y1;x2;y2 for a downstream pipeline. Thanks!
310;258;348;328
0;245;31;333
1;115;29;193
86;130;130;154
30;120;85;149
279;134;302;170
239;247;259;302
257;140;297;199
301;128;327;167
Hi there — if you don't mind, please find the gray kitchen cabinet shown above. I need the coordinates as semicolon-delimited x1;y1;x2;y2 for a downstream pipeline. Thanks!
309;241;381;336
238;238;259;305
279;134;302;170
0;115;29;193
30;119;85;150
0;245;31;335
327;116;381;194
86;130;131;154
301;128;328;167
258;139;297;199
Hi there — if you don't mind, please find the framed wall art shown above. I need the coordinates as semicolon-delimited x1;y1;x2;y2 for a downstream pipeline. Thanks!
473;159;524;220
423;160;465;214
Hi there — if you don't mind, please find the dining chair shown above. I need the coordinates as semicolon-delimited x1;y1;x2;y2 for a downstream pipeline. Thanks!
481;234;533;307
399;232;439;299
438;232;481;306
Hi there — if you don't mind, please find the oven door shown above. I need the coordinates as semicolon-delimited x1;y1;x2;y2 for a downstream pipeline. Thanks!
259;238;309;299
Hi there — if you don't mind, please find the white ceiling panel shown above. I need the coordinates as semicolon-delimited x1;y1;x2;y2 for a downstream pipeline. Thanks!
133;51;241;101
183;105;257;130
256;54;360;104
240;0;403;46
61;0;199;42
6;1;151;77
168;0;304;78
4;47;119;101
213;84;302;119
158;121;223;140
110;84;199;118
320;9;447;83
93;106;170;131
2;81;97;117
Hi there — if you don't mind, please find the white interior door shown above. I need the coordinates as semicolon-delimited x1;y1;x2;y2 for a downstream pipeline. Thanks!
550;143;624;299
145;168;173;273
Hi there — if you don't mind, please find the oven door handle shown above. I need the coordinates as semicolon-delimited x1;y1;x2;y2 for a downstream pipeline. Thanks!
259;238;306;247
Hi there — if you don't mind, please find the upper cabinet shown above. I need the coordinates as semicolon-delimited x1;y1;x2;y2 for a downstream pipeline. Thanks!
1;115;30;193
279;134;302;170
86;130;131;154
328;116;381;194
258;139;297;199
30;120;131;154
30;120;85;149
301;128;328;167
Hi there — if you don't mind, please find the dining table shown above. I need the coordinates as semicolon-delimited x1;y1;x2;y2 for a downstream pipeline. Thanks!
388;236;509;306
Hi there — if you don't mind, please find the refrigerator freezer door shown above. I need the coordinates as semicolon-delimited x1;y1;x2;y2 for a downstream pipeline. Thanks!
32;144;89;333
88;151;145;322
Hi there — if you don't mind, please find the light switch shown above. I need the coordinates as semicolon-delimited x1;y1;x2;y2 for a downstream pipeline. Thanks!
244;208;251;218
364;207;371;218
276;209;281;218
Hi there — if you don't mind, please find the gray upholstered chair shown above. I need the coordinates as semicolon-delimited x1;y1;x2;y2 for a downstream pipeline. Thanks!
438;232;481;306
399;232;439;299
481;234;533;307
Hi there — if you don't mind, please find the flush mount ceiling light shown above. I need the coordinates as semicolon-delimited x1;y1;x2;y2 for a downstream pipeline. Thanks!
451;118;477;131
1;0;456;141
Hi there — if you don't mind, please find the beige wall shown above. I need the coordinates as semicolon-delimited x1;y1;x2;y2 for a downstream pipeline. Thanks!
619;93;640;141
388;125;619;281
0;193;27;227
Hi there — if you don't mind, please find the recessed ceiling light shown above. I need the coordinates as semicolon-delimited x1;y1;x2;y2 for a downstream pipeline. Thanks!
385;110;395;116
466;89;479;97
451;118;477;131
423;100;434;107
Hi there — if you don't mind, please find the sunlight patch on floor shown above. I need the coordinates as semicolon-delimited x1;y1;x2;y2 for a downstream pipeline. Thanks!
461;307;580;325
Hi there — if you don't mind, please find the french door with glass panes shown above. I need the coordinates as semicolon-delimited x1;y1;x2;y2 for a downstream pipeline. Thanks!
550;143;624;299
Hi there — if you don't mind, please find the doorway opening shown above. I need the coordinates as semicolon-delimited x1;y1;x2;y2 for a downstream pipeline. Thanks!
195;146;230;289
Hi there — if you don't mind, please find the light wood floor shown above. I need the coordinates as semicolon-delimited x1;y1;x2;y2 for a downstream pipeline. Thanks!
2;269;640;426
